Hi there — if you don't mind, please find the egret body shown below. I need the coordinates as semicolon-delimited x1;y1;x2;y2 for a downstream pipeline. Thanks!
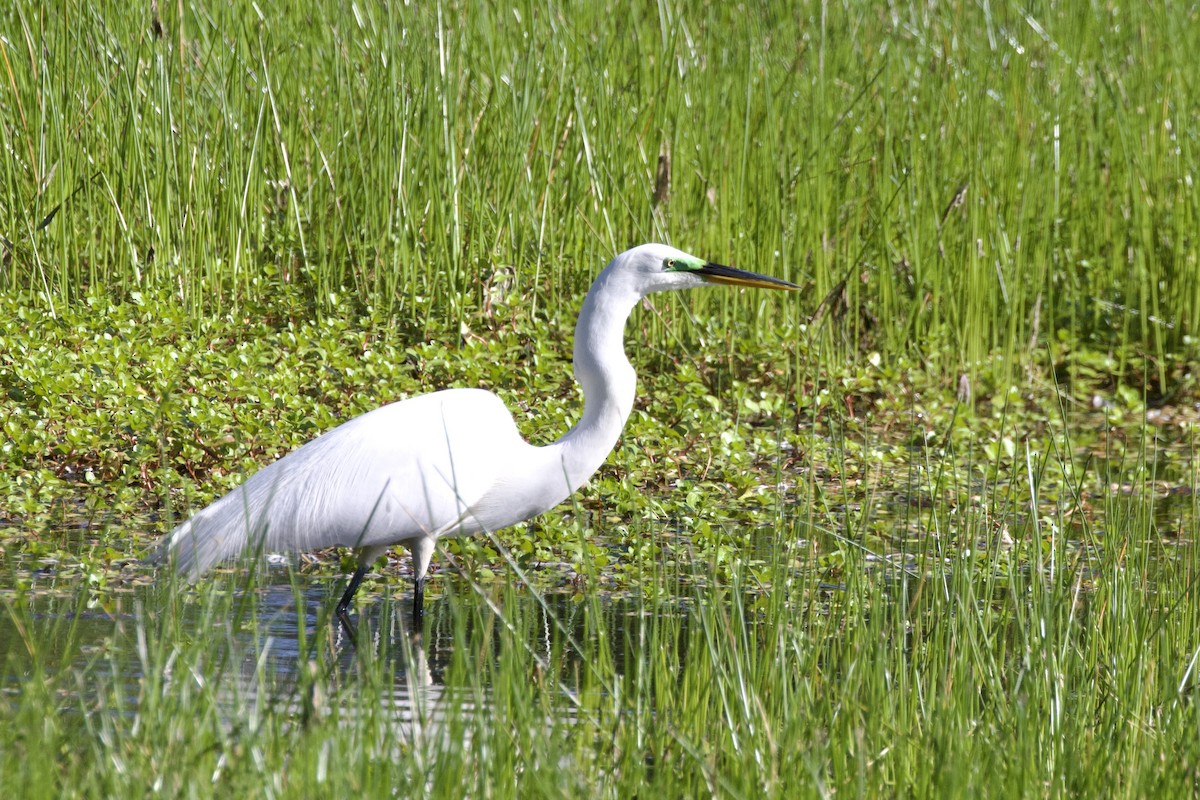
155;243;796;635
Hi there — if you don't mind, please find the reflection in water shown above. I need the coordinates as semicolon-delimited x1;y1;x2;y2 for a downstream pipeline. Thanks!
0;564;617;741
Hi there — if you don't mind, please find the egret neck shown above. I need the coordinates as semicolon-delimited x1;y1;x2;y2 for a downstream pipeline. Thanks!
550;265;641;492
152;242;797;639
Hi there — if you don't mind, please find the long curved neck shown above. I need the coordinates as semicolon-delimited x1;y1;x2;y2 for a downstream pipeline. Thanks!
550;269;641;491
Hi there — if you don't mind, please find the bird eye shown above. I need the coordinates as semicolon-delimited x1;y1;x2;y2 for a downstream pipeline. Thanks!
664;258;676;270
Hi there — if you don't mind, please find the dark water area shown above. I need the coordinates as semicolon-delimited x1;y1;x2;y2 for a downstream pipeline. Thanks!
0;558;675;736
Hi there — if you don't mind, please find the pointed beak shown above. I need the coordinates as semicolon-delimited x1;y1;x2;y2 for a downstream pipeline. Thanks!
695;262;799;291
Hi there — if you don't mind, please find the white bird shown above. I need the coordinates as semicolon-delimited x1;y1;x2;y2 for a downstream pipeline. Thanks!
154;243;797;637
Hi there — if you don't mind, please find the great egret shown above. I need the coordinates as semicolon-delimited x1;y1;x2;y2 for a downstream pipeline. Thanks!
154;243;796;636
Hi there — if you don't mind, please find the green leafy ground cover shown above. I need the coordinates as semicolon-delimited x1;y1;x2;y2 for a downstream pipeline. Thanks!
2;1;1200;797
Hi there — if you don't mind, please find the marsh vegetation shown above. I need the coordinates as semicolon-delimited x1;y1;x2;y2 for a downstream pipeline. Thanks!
2;1;1199;797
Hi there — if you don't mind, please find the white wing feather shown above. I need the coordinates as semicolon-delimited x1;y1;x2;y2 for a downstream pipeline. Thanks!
160;388;530;579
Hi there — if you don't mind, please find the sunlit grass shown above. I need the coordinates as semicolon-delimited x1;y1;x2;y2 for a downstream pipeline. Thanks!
3;464;1199;798
4;2;1198;367
2;0;1200;797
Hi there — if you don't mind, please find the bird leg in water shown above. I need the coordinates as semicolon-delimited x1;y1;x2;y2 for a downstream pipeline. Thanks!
335;562;425;642
335;564;370;640
412;575;425;631
154;244;798;638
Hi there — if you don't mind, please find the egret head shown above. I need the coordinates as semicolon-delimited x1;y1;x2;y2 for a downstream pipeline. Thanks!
609;243;799;296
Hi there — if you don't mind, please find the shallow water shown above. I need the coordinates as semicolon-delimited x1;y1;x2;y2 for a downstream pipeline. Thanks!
2;423;1195;740
0;559;661;742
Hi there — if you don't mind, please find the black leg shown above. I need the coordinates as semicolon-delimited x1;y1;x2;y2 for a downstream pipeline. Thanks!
412;575;425;632
336;564;370;642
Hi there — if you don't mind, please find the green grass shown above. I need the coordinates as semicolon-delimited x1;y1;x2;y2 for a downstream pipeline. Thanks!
2;0;1200;797
4;468;1199;798
5;2;1198;365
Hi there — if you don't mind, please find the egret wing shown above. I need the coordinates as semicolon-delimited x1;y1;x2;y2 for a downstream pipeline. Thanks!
161;388;526;576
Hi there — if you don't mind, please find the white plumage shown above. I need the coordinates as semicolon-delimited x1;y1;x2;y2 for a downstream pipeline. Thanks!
155;243;796;636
